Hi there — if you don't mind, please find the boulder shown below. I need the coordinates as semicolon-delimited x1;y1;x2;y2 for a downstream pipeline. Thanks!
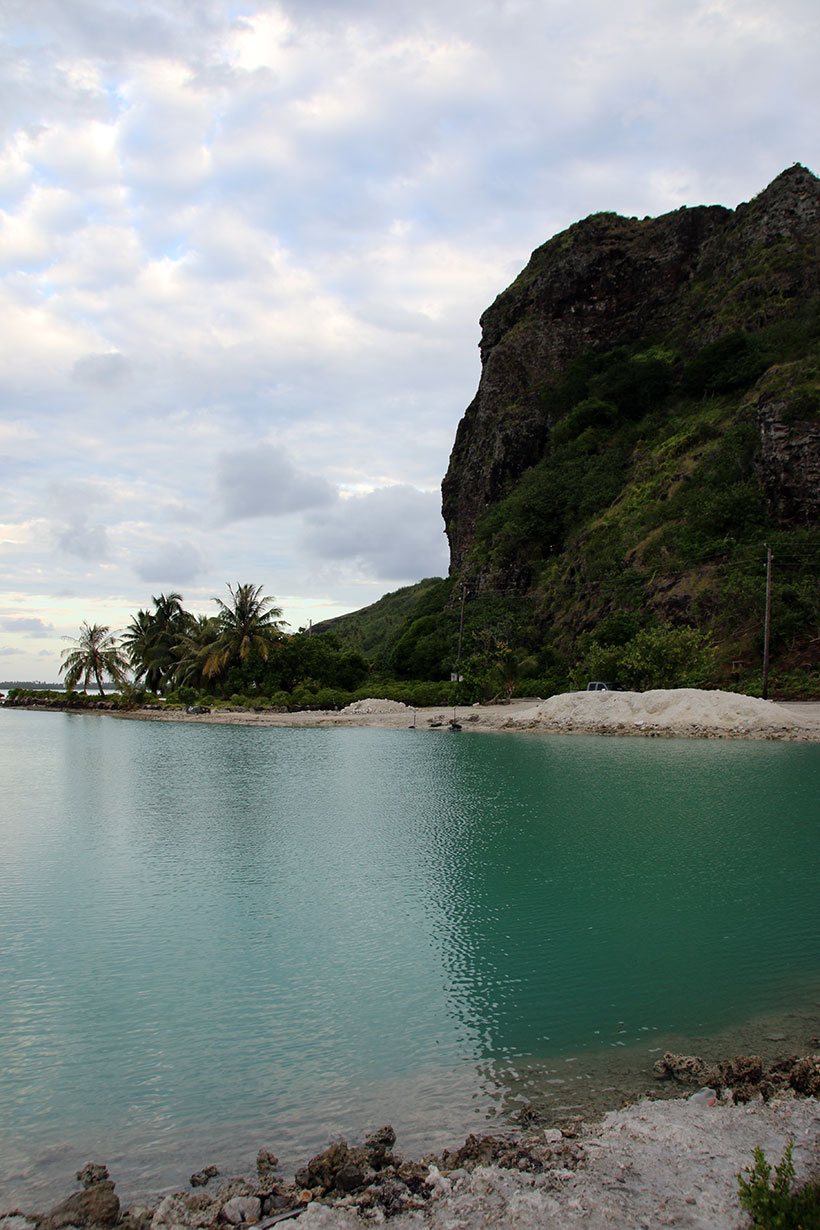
41;1181;120;1229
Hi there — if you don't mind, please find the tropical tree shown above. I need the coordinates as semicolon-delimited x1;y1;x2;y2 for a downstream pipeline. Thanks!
122;591;192;694
173;614;222;691
203;583;286;681
60;623;129;697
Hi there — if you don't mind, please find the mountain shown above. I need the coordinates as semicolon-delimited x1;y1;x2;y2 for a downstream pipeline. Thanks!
327;167;820;693
443;164;818;572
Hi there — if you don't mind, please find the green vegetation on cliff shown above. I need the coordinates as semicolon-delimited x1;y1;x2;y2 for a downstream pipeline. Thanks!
326;167;820;699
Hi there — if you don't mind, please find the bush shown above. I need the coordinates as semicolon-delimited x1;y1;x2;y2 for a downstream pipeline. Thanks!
737;1140;820;1229
572;623;716;691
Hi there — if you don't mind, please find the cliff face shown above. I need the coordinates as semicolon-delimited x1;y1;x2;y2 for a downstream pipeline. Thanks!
442;165;820;579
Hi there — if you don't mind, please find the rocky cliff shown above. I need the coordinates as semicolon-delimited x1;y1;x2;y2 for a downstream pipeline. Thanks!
442;165;820;582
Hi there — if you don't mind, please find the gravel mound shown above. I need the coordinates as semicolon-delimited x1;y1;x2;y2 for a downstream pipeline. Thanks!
341;698;408;714
510;689;819;740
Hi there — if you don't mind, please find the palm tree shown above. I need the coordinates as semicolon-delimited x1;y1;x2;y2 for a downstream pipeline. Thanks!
203;583;286;680
60;623;129;697
173;614;221;691
123;592;192;694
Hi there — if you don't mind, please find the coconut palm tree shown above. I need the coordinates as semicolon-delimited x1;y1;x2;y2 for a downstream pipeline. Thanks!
203;583;286;681
123;592;192;694
60;623;129;697
173;614;221;691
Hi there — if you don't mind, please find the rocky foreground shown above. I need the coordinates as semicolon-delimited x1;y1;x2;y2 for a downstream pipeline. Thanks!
2;1054;817;1230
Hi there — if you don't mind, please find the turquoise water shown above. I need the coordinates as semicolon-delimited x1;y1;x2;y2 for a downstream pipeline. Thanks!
1;711;818;1203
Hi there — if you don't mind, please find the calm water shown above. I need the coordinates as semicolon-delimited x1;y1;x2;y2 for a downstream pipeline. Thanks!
1;711;818;1204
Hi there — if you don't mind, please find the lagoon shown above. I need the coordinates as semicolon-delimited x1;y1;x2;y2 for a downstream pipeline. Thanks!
1;710;817;1204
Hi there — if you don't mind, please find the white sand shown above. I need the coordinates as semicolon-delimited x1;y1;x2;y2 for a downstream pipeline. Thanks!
504;688;820;740
341;698;409;714
300;1095;819;1229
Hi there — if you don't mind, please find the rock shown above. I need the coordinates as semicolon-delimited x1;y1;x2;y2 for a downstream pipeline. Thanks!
118;1207;154;1230
151;1191;221;1230
256;1151;279;1184
260;1194;294;1216
652;1052;707;1083
332;1164;366;1193
363;1125;396;1168
76;1163;109;1189
0;1217;38;1230
191;1166;220;1188
719;1054;763;1087
41;1181;120;1229
294;1139;382;1195
789;1055;820;1096
220;1196;261;1224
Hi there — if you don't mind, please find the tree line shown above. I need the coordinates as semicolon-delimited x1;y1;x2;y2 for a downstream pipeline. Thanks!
59;584;370;702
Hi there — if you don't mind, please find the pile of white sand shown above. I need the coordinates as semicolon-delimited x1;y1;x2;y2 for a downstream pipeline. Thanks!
341;698;409;714
508;688;819;740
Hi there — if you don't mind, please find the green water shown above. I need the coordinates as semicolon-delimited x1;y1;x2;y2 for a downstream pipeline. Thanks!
0;711;817;1203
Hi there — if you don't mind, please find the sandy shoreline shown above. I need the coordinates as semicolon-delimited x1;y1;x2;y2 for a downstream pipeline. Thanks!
99;690;820;742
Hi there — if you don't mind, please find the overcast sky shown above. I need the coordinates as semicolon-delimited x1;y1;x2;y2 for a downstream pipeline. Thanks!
0;0;817;679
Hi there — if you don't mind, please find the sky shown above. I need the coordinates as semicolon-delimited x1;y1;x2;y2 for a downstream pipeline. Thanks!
0;0;817;680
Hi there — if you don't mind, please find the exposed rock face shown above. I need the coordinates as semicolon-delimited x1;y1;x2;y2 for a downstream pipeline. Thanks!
752;367;820;527
442;165;820;577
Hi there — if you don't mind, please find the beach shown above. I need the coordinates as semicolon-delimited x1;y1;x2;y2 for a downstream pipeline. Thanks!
103;690;820;742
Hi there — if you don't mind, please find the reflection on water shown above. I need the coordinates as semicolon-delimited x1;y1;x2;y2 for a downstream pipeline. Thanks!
0;712;817;1204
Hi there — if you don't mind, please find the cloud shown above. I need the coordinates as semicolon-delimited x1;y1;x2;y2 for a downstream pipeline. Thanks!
72;351;131;385
0;646;23;656
134;540;204;583
217;444;337;520
56;521;110;561
0;616;56;637
303;485;447;581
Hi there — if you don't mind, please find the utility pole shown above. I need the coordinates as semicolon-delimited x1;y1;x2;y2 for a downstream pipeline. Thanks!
762;545;773;700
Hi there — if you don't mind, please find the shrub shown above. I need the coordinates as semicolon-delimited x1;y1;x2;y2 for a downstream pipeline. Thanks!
737;1140;820;1229
572;623;716;691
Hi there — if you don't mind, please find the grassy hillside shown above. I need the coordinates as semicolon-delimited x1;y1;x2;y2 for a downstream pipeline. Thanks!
312;578;451;666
